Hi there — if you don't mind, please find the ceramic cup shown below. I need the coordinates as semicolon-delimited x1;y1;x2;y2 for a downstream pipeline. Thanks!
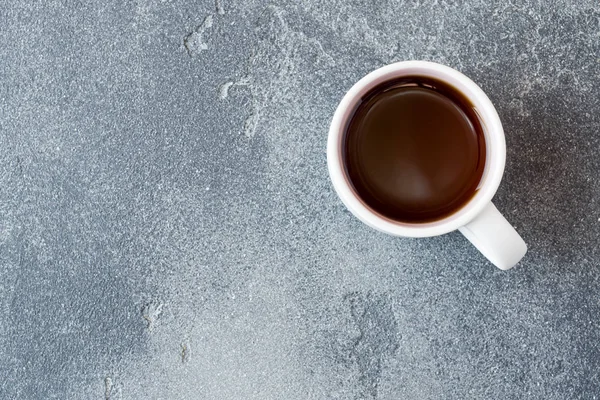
327;61;527;270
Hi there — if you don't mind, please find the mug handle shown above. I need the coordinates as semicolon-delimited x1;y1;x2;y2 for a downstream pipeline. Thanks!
459;202;527;270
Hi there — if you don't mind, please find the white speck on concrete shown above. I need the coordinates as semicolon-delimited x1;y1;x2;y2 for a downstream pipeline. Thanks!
218;81;234;99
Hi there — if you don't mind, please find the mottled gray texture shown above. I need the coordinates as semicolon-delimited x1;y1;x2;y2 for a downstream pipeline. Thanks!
1;0;599;399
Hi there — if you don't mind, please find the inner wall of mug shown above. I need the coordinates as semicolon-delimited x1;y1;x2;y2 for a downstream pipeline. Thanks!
332;61;505;236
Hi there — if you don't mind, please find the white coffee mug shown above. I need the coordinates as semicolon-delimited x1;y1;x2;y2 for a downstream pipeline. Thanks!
327;61;527;270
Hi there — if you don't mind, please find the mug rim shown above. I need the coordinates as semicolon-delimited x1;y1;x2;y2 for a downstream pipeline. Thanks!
327;60;506;237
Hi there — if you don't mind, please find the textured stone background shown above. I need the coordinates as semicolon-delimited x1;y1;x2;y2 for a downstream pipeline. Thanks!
1;0;599;399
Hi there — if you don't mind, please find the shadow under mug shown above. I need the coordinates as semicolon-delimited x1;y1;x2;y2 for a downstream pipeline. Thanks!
327;61;527;270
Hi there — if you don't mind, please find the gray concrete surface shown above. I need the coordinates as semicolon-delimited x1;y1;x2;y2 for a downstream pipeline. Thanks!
1;0;600;399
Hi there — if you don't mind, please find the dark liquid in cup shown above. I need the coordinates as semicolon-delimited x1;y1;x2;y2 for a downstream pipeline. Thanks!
343;76;486;223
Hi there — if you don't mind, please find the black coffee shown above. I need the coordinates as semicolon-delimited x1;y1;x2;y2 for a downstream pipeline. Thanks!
343;76;486;223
